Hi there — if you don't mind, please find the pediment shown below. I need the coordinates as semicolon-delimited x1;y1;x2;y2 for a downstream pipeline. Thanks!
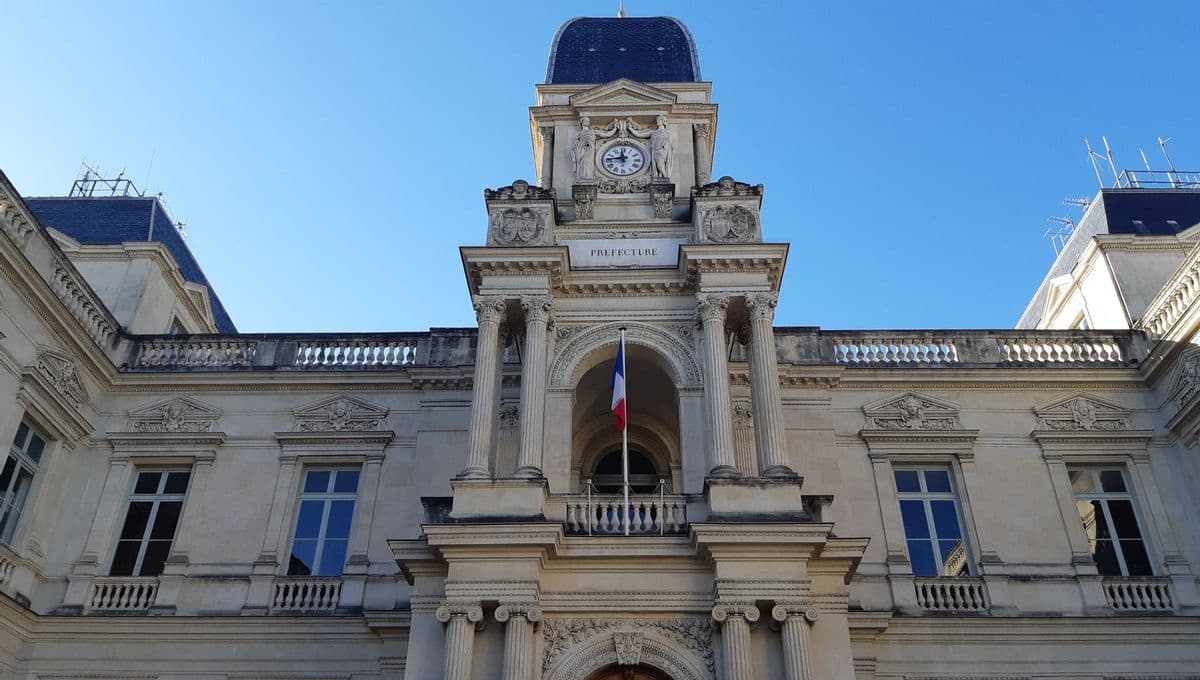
1042;274;1074;325
863;392;961;431
45;228;82;253
1034;393;1130;432
128;395;222;433
1168;347;1200;407
293;394;388;432
32;347;87;410
569;79;678;106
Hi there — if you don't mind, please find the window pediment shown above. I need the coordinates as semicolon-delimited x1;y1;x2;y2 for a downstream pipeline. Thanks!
292;395;388;433
863;392;962;432
128;395;222;433
1033;393;1130;432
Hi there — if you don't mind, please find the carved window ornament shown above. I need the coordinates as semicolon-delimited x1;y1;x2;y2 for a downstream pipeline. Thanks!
292;395;388;433
16;348;93;445
127;396;222;433
542;617;714;680
862;392;964;433
1032;393;1131;433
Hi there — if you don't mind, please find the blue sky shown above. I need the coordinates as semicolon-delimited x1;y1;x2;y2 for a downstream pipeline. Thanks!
2;1;1197;332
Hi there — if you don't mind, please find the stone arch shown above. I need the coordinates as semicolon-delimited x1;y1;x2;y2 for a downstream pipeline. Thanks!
545;631;710;680
550;321;702;388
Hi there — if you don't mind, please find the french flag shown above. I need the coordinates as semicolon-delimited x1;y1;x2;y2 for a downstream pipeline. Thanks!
611;335;627;432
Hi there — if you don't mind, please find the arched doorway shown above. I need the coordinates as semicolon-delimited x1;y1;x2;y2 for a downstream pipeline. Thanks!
585;666;672;680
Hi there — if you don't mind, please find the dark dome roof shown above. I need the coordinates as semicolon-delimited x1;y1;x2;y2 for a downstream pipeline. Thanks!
546;16;701;84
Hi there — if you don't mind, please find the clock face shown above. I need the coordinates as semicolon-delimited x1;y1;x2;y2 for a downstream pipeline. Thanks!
601;144;645;176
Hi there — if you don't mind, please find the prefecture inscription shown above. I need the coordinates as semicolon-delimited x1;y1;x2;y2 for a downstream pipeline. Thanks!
566;238;685;268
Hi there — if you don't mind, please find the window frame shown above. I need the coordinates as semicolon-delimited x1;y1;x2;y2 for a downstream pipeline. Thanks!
892;464;976;577
108;467;193;577
285;466;361;577
0;419;49;546
1067;465;1155;577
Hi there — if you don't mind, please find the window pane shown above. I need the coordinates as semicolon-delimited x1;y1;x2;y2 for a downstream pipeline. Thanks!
110;540;141;576
1077;500;1108;541
293;500;324;539
150;501;182;540
163;471;191;494
899;500;930;539
134;472;162;495
0;458;15;496
1099;470;1126;493
894;470;920;493
318;539;348;576
333;470;359;493
1121;539;1153;576
288;539;317;575
923;469;952;493
24;434;44;464
119;501;153;540
1092;539;1122;576
140;540;172;576
1107;500;1143;539
907;540;938;577
325;500;355;539
303;470;331;493
1069;469;1097;494
0;507;19;544
930;500;963;539
13;423;28;449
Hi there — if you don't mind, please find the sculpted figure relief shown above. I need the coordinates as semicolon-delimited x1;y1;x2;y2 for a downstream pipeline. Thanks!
572;116;619;182
630;115;673;179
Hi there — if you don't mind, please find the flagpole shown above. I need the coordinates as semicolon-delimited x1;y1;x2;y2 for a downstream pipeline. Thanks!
620;327;630;536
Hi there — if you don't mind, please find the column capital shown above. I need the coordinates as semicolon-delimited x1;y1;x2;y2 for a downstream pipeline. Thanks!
495;602;542;623
711;602;760;624
520;295;553;324
437;603;485;625
771;603;819;625
538;123;555;142
694;122;711;140
746;292;779;322
472;296;508;325
696;294;730;323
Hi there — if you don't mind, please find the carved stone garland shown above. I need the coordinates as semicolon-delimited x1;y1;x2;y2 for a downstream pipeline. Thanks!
549;321;703;388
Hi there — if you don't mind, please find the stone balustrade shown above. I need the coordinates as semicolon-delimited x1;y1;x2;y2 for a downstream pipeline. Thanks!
270;576;343;613
85;578;159;612
123;328;1142;372
1102;577;1174;611
564;493;688;535
774;329;1140;368
1139;244;1200;337
51;264;117;348
0;549;14;592
913;577;989;613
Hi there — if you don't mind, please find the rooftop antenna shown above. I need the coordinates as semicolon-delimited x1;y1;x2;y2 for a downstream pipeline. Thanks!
1044;216;1076;256
1084;138;1107;189
1101;136;1120;187
618;0;626;18
1063;196;1091;211
1158;137;1181;188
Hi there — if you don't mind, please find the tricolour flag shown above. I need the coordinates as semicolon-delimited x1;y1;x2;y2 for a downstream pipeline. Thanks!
611;336;627;432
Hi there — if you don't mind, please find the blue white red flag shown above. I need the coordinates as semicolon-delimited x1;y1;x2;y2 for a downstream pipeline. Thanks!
611;336;627;432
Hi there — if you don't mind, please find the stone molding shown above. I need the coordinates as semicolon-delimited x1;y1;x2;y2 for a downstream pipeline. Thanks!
745;292;778;322
127;395;221;433
495;602;543;623
692;176;763;198
484;179;554;202
436;602;484;626
549;321;703;387
771;602;819;624
472;295;508;325
711;602;761;623
17;350;94;444
33;347;87;410
520;295;553;324
695;294;729;323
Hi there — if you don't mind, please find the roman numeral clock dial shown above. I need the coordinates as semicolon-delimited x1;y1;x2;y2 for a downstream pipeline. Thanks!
601;144;645;176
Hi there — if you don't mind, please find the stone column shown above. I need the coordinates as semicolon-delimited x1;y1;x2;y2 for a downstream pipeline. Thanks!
538;124;555;190
746;293;794;477
516;296;552;478
698;295;737;476
437;603;484;680
772;604;819;680
712;603;758;680
496;602;541;680
693;123;712;185
460;296;507;479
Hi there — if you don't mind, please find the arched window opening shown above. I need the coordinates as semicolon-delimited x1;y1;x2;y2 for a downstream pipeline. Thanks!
591;450;660;494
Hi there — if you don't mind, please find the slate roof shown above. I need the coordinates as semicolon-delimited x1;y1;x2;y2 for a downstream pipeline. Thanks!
24;196;237;333
546;16;701;84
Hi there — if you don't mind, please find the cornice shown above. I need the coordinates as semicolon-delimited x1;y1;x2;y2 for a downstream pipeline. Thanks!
275;430;395;449
1030;429;1154;448
859;429;980;446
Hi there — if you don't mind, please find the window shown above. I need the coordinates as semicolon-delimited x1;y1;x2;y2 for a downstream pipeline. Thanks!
287;468;359;576
591;450;660;494
110;469;191;577
1069;467;1153;576
894;467;971;577
0;420;46;544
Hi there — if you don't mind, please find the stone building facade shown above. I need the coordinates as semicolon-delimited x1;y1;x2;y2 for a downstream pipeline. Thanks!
0;14;1197;680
